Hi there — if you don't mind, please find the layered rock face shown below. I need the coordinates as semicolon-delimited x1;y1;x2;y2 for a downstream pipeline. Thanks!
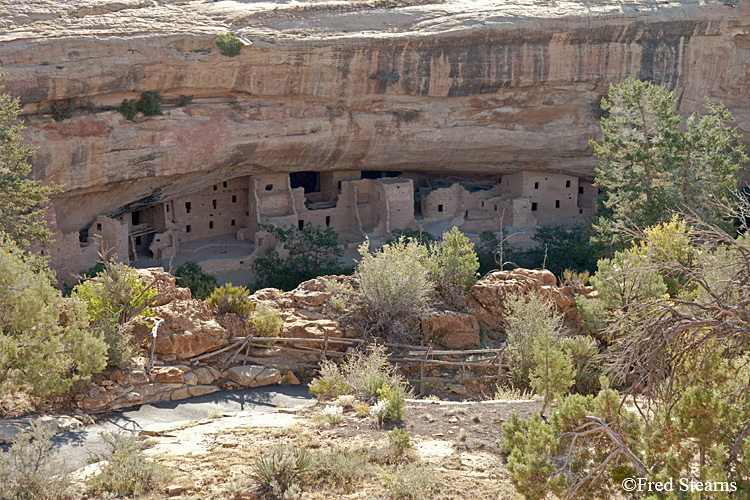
1;1;749;234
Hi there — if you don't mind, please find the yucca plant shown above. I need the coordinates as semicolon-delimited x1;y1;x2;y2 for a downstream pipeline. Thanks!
206;283;255;316
560;268;591;294
561;335;602;394
248;445;311;499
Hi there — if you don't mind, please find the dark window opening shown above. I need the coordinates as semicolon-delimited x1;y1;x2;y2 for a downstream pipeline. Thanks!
534;182;539;189
209;221;214;229
494;205;497;211
166;205;170;213
185;202;191;214
135;236;142;245
555;200;560;208
465;210;469;218
531;202;538;211
131;211;140;226
232;195;237;203
78;229;88;243
298;220;305;230
213;185;217;191
186;225;191;233
579;186;584;194
265;184;273;191
361;170;383;180
212;199;217;209
337;181;342;190
290;171;321;193
437;204;443;213
579;208;584;214
481;201;485;207
223;181;227;188
96;223;102;231
385;171;401;178
566;180;571;188
325;216;331;227
231;219;236;226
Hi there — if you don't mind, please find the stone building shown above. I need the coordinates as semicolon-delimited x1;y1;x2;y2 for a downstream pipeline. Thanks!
47;169;596;281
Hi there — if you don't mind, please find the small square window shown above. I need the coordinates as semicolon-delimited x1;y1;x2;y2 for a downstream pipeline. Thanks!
135;236;142;245
438;204;443;213
531;202;538;211
166;205;169;213
325;216;331;226
232;195;237;203
213;185;217;191
566;180;571;188
96;223;102;231
579;208;583;214
185;202;191;214
579;186;584;194
209;221;214;229
265;184;273;191
223;181;227;188
555;200;560;208
212;199;217;209
186;225;191;233
534;182;539;189
298;220;305;230
337;181;342;190
231;219;236;226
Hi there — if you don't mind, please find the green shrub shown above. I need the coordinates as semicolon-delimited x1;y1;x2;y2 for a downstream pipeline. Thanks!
137;91;162;116
72;260;157;368
529;329;574;417
248;445;311;499
87;432;169;496
309;448;369;490
118;98;138;120
388;428;412;453
174;261;218;300
206;283;255;316
503;292;563;387
1;237;107;396
0;422;73;500
427;227;479;290
250;303;283;338
383;463;436;500
178;94;193;106
377;384;408;423
308;360;351;400
215;32;242;56
560;335;602;394
343;344;402;401
73;261;156;325
355;238;432;340
51;99;75;121
252;224;344;291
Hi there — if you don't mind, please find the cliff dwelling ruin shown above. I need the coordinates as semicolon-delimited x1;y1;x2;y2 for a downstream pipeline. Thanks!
49;169;596;279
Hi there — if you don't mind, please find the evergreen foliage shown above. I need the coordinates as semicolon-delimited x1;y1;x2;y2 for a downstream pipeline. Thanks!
137;91;162;116
174;261;218;300
426;226;479;290
591;78;748;243
0;71;59;249
252;224;344;291
118;98;138;120
0;236;107;396
206;283;255;316
215;32;242;57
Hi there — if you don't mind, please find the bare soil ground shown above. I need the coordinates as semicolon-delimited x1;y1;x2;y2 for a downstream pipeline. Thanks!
77;398;542;499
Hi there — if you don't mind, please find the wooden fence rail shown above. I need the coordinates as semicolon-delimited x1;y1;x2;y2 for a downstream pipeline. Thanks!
189;334;508;392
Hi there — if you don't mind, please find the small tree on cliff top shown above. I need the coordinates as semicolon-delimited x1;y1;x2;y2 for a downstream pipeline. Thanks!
0;70;59;249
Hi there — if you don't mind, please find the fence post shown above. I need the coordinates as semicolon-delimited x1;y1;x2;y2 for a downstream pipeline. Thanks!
419;345;432;396
322;330;329;362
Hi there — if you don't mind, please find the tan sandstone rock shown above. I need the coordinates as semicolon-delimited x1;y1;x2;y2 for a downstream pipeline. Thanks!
421;310;480;350
227;365;282;388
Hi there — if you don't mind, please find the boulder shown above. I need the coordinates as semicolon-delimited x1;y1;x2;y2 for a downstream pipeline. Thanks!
421;310;480;349
470;269;578;330
227;365;281;387
134;268;191;306
152;299;230;359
